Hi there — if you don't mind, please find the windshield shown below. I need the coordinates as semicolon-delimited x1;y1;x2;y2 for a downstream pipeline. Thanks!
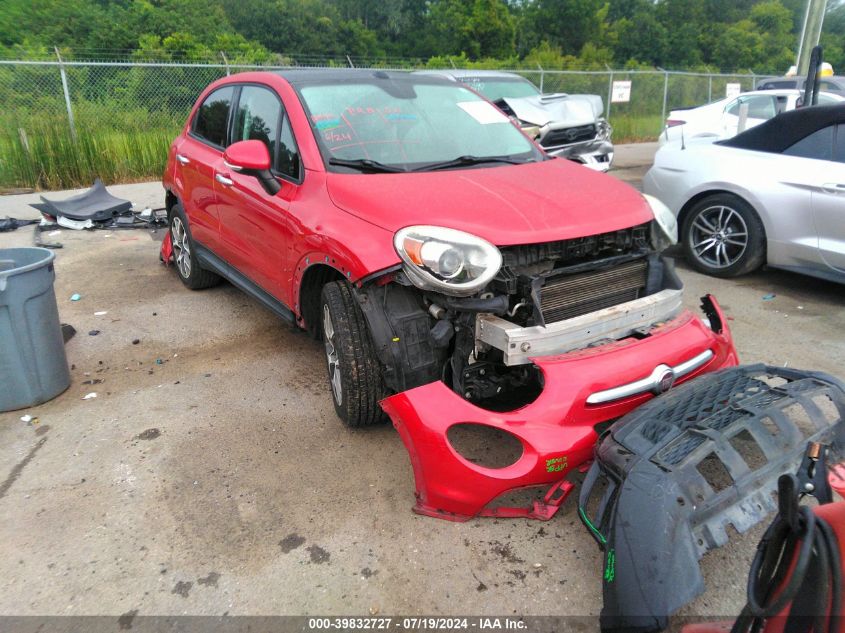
298;78;541;171
458;77;542;101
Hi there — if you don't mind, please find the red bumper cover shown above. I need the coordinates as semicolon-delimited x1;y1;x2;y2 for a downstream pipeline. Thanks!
380;299;738;521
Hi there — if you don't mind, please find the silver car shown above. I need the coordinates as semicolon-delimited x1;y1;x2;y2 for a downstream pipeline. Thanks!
643;103;845;283
419;70;614;171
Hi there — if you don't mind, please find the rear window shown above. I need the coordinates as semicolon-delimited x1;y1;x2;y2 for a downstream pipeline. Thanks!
783;126;834;161
193;86;234;148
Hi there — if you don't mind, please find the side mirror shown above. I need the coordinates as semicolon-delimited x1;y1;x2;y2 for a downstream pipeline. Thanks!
223;140;281;195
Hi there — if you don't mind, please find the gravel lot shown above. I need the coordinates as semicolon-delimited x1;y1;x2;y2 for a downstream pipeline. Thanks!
1;144;844;622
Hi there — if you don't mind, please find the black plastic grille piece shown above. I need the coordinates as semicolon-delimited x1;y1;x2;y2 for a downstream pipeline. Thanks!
541;124;597;147
539;258;647;324
500;224;649;270
578;365;845;630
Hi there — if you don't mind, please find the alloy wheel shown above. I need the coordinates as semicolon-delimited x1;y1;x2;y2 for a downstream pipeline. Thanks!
688;205;749;269
171;216;192;278
323;304;342;405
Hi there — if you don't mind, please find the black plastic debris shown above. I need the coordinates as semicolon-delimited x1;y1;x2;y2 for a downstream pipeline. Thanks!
578;364;845;633
30;180;167;232
61;323;76;343
39;179;132;222
0;217;40;232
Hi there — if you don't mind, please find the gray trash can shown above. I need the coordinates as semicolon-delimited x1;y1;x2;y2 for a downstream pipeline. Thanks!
0;247;71;412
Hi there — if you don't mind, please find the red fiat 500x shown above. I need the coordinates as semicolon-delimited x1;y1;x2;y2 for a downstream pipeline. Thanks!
163;70;737;520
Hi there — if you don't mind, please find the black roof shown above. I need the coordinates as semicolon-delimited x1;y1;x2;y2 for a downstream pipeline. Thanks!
719;103;845;153
272;68;448;86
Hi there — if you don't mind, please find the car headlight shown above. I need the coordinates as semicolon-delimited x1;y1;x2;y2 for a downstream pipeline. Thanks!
394;226;502;297
643;193;678;249
597;119;612;140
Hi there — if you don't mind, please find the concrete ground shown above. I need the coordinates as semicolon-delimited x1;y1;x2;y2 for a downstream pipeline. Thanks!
1;144;844;621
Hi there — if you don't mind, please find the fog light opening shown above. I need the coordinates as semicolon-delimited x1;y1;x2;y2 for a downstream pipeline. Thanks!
446;423;524;469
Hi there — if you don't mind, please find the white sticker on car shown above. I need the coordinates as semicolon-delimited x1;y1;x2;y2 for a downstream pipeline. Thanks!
456;100;509;124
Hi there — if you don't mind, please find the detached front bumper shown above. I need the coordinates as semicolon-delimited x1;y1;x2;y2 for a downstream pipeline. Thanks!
380;296;738;521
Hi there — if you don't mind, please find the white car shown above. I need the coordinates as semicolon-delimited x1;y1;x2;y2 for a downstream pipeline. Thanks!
659;89;844;146
644;103;845;283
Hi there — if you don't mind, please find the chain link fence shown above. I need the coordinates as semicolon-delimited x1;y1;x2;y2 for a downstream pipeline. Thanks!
0;57;759;191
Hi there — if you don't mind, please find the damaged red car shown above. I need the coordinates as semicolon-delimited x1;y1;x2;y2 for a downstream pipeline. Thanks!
163;70;738;521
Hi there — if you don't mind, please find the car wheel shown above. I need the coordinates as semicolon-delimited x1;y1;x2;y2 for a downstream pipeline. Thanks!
681;194;766;278
320;281;388;427
169;203;220;290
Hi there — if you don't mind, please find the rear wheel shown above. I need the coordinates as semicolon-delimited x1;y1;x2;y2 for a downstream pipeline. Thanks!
681;194;765;278
169;203;220;290
320;281;388;427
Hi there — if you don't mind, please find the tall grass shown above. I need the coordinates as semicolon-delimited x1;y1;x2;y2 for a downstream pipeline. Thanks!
0;124;175;190
610;115;663;143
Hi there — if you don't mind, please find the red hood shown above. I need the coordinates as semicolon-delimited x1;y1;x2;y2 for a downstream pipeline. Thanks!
326;159;653;246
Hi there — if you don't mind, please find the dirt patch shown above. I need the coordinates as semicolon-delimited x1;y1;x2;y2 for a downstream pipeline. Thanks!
307;545;330;564
171;580;192;598
279;534;305;553
197;571;220;588
489;540;524;564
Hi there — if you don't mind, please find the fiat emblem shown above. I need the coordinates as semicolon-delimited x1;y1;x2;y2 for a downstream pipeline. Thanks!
655;369;676;394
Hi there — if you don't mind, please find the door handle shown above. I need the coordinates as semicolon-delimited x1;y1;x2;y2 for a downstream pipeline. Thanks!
176;154;190;165
215;173;234;186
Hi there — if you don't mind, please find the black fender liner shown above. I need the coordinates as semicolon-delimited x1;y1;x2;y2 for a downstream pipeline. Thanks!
578;364;845;633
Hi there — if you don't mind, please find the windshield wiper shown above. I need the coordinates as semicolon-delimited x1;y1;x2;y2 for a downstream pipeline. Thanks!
328;157;407;173
413;155;534;172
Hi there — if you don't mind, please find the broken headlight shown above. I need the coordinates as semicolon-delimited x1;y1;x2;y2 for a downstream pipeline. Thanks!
644;193;678;250
394;225;502;297
596;119;612;140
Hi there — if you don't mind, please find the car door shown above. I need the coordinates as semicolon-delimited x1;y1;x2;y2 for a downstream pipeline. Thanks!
811;124;845;271
722;95;776;136
774;124;845;272
173;85;234;251
214;84;303;298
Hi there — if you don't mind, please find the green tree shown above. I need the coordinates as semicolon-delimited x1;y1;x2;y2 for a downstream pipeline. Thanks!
520;0;604;56
428;0;515;59
712;19;764;71
611;11;669;66
750;1;795;72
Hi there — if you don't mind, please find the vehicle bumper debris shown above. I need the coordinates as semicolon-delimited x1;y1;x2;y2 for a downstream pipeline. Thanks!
381;297;737;521
578;364;845;633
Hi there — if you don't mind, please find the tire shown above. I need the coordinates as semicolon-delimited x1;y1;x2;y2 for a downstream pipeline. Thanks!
681;193;766;278
169;203;220;290
320;281;388;427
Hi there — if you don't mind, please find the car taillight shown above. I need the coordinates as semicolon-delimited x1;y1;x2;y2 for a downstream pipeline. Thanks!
666;119;686;127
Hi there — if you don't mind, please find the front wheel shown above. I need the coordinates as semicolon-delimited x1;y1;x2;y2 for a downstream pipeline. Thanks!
169;203;220;290
681;194;766;278
320;281;388;427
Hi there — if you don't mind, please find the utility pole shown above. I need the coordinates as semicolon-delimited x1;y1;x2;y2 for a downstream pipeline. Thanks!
796;0;828;76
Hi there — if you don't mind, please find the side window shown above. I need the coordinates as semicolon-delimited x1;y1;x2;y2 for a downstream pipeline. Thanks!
817;94;839;105
834;125;845;164
277;115;302;180
725;98;740;115
727;96;775;119
233;86;281;160
783;126;834;161
193;87;234;148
